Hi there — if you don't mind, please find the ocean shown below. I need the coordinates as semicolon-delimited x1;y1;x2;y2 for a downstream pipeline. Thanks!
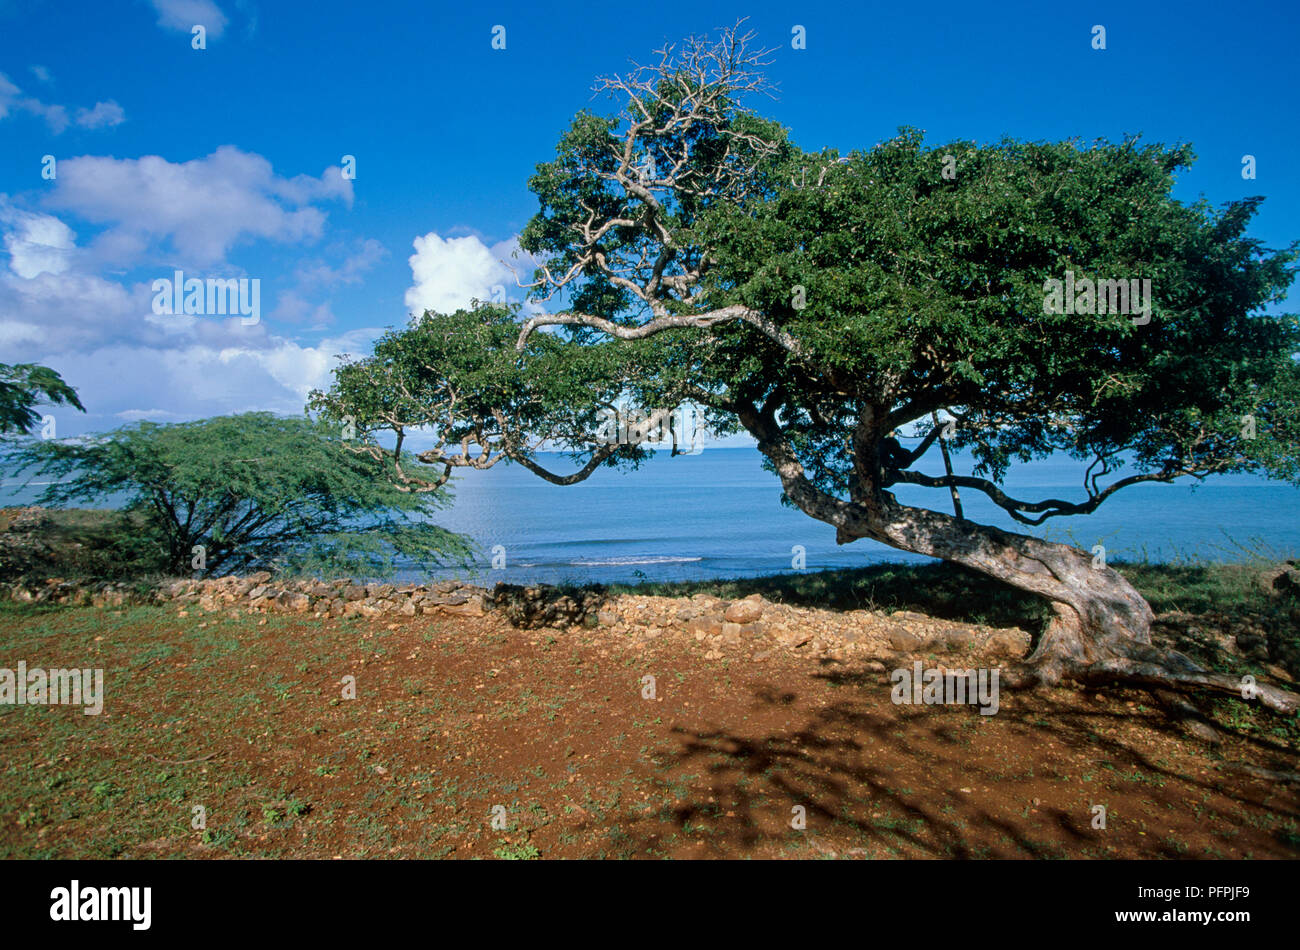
393;446;1300;586
5;446;1297;586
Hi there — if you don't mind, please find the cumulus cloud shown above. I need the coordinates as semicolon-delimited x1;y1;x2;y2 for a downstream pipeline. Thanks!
1;208;76;278
46;147;351;266
46;343;294;425
0;158;380;435
0;265;254;357
0;194;259;355
8;325;385;434
404;232;539;316
148;0;228;39
0;140;395;435
0;143;358;368
0;318;43;349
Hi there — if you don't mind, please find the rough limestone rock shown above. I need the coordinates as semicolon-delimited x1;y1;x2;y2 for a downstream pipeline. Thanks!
723;599;764;624
888;628;924;652
275;591;311;613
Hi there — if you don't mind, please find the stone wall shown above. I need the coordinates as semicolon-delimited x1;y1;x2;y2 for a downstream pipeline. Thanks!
1;573;1033;665
2;573;612;628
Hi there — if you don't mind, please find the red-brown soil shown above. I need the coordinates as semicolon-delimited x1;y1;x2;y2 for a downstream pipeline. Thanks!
1;603;1296;859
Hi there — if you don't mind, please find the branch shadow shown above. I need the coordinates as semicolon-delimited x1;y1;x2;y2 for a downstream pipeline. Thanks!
610;660;1300;859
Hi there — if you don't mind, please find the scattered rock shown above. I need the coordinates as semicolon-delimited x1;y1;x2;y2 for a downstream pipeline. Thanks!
891;610;931;624
986;630;1030;658
274;591;311;613
1235;631;1265;650
940;628;976;651
442;595;486;618
888;628;924;652
724;599;764;624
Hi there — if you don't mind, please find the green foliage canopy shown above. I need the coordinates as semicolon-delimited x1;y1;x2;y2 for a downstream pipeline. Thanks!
0;363;84;436
317;27;1299;534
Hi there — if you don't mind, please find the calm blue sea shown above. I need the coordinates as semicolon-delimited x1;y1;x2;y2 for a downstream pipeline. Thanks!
400;446;1300;585
5;446;1298;585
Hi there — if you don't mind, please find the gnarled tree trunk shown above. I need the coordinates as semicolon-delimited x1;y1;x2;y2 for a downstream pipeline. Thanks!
742;407;1298;714
861;494;1298;714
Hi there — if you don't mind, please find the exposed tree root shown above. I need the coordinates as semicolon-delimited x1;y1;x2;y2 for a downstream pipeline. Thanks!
1002;605;1299;715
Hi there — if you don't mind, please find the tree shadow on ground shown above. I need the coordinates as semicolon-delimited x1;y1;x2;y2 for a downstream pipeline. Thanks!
609;660;1300;859
611;561;1052;631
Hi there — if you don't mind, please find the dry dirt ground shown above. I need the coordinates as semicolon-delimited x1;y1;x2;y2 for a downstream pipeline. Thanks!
1;601;1297;859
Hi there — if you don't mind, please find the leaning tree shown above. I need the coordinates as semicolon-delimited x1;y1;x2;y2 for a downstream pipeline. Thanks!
312;25;1300;711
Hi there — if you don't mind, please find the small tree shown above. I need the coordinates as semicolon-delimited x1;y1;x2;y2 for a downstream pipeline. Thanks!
7;412;472;577
0;363;83;436
313;25;1300;710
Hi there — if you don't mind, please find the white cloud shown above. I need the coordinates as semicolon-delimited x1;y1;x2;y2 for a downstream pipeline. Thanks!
404;232;521;316
260;238;386;329
22;327;383;433
1;208;76;278
0;72;124;134
28;100;69;133
148;0;228;39
268;290;336;326
115;408;188;421
74;100;126;130
0;265;254;355
0;73;16;117
0;191;294;356
46;147;351;266
0;319;44;348
29;65;52;84
228;340;333;402
0;146;377;434
294;238;386;288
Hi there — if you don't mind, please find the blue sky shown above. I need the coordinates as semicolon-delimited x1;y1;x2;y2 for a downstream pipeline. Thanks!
1;0;1297;439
